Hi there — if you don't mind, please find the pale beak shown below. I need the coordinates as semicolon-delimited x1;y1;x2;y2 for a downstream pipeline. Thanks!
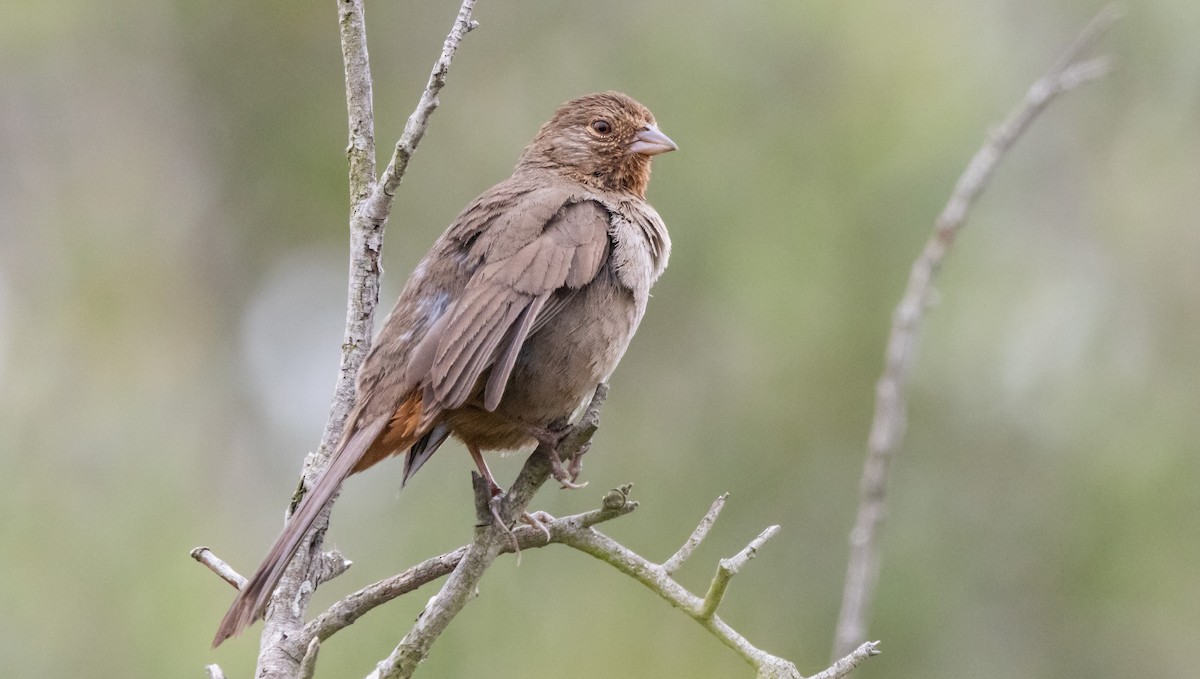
629;124;678;156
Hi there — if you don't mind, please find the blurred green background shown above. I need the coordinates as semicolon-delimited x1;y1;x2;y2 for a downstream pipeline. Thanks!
2;0;1197;676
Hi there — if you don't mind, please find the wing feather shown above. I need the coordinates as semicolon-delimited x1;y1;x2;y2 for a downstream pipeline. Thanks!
425;199;611;412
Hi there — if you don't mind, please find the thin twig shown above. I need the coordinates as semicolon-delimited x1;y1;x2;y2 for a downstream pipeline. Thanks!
700;525;780;620
809;642;881;679
359;0;479;225
662;493;727;575
831;4;1120;659
313;549;353;586
365;385;607;679
556;511;801;679
298;637;321;679
191;547;247;591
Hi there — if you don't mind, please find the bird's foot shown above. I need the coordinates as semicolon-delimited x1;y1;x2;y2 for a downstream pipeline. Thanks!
550;442;589;489
488;510;552;566
485;493;521;554
529;423;590;490
485;482;552;556
521;510;554;542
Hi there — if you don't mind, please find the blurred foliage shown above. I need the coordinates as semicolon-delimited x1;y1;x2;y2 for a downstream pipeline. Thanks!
1;0;1198;677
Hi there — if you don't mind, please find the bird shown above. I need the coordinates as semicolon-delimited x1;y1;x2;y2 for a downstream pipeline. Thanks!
213;91;676;646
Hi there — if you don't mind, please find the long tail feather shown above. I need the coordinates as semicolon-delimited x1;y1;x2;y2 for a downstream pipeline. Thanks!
212;415;389;647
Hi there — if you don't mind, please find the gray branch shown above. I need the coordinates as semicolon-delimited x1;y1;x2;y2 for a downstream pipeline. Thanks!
297;638;321;679
359;0;479;226
190;2;479;678
662;492;727;576
280;483;637;658
553;495;870;679
700;525;780;620
365;385;608;679
830;4;1121;660
321;484;875;678
809;642;882;679
191;547;247;591
339;0;375;203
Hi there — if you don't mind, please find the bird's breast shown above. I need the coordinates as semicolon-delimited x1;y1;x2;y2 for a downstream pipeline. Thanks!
605;199;670;298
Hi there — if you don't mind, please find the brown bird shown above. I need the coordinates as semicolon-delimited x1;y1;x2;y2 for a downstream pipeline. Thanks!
213;91;676;645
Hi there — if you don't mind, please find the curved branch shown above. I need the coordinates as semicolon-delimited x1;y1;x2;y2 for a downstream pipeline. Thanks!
831;4;1121;659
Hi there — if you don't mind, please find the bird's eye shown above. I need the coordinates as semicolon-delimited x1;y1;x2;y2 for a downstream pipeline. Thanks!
590;119;613;135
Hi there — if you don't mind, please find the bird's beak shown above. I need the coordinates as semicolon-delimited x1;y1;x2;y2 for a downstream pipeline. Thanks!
629;124;678;156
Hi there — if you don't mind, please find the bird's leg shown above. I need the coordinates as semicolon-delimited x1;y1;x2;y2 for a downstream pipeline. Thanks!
468;407;591;490
467;444;551;546
468;444;510;540
468;443;504;497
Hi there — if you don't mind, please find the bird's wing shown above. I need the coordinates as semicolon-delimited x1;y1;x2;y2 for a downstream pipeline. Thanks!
401;422;451;486
419;198;611;413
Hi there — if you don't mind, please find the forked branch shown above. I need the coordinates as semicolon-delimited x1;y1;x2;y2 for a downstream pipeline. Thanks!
194;2;480;678
556;494;878;679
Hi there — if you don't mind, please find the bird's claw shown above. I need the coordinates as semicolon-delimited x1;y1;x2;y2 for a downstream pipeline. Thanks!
566;442;589;482
488;493;554;558
545;439;590;490
521;510;554;542
485;493;525;559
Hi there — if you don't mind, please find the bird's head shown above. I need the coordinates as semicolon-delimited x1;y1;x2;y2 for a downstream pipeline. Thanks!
518;91;677;198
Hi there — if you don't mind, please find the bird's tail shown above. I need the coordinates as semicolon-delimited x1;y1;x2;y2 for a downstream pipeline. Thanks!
211;414;390;647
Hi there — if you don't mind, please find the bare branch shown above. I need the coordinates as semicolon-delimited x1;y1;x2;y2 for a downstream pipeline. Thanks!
700;525;780;620
298;637;321;679
191;547;247;591
359;0;479;225
314;549;353;586
238;3;481;678
831;5;1121;659
266;467;866;678
365;385;607;679
285;491;636;655
662;493;727;575
809;642;882;679
1057;56;1113;90
554;498;832;678
339;0;375;202
205;664;226;679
